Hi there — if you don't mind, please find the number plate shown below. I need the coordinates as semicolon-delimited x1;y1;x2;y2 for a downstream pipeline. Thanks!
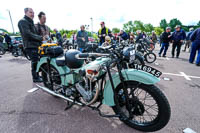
132;64;162;78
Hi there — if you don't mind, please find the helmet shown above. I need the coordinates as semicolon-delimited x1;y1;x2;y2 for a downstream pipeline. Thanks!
65;49;84;69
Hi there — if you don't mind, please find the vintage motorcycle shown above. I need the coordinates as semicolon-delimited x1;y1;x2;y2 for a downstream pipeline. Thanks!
36;43;171;132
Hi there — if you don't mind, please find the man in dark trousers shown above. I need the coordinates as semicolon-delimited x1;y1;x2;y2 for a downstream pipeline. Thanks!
76;25;88;52
171;25;186;58
98;22;111;45
189;28;200;66
18;7;45;82
158;27;172;57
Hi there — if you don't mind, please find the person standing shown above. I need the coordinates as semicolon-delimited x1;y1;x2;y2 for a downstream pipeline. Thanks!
3;32;12;51
183;28;194;52
158;27;172;57
54;29;63;47
98;22;111;45
151;31;157;44
18;8;45;82
76;25;88;52
189;28;200;66
171;25;186;58
35;12;50;41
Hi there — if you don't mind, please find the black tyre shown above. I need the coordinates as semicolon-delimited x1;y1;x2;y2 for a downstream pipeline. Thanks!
145;53;156;63
112;81;171;132
40;64;62;91
0;46;6;55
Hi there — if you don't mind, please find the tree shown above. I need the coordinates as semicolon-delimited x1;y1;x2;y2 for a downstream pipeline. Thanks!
160;19;168;30
134;20;145;31
112;28;120;33
144;23;154;33
197;21;200;27
154;27;164;36
169;18;182;31
123;21;135;33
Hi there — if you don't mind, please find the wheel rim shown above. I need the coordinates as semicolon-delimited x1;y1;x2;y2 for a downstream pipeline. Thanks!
41;65;61;90
117;84;159;126
145;53;156;63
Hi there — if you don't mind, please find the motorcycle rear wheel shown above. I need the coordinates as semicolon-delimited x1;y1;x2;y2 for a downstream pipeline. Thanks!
112;81;171;132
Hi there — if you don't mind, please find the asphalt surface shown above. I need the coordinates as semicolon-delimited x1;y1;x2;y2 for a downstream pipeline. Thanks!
0;45;200;133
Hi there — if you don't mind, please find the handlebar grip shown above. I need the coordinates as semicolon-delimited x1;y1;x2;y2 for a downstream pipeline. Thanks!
76;53;89;59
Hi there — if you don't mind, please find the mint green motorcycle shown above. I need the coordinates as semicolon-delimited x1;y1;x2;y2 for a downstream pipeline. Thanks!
36;45;170;132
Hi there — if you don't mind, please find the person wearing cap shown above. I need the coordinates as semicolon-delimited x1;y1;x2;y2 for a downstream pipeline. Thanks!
54;29;63;47
189;27;200;66
171;25;186;58
77;25;88;52
158;27;172;57
183;28;194;52
98;22;111;45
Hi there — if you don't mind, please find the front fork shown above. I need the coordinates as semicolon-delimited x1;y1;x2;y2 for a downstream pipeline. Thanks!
106;62;133;118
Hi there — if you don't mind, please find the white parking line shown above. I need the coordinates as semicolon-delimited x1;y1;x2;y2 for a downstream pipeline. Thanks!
180;72;192;80
27;88;39;93
163;72;200;81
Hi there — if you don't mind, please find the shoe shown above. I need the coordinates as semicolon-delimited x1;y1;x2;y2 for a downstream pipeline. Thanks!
196;63;200;66
176;56;179;58
189;62;193;64
159;54;161;57
163;55;166;57
33;77;43;83
172;56;174;58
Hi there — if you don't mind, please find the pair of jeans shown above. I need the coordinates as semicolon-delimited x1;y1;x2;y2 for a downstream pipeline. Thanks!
172;42;182;57
159;43;169;56
25;48;40;79
189;42;200;64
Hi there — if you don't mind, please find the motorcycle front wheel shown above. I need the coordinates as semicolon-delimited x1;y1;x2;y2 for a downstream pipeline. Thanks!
144;53;156;63
112;81;171;132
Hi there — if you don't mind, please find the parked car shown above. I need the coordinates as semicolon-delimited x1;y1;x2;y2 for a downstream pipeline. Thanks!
11;36;22;44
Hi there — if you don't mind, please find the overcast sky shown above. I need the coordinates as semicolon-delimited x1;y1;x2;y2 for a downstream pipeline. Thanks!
0;0;199;33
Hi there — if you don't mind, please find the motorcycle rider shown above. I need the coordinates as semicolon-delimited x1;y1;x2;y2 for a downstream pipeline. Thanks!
119;30;128;41
18;8;46;83
76;25;88;52
135;30;143;43
98;22;111;45
35;12;50;41
102;36;111;47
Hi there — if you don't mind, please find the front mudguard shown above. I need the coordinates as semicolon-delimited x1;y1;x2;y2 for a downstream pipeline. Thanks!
103;69;160;106
36;57;70;85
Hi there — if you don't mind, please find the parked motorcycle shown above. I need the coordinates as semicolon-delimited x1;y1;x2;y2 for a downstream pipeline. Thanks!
136;39;157;63
35;43;171;132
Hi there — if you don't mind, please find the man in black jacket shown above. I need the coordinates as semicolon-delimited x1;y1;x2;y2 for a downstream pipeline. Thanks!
158;27;172;57
18;8;45;82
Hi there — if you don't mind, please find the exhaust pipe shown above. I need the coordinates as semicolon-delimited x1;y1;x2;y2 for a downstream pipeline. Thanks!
36;84;83;106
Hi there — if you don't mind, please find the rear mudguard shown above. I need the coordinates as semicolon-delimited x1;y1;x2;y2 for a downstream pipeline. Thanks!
103;69;160;106
36;57;70;85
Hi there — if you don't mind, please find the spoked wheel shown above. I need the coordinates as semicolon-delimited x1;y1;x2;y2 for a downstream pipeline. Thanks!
112;81;171;132
40;64;62;92
144;53;156;63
